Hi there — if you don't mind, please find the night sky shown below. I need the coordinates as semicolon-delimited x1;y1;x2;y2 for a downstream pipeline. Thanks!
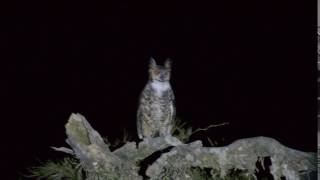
1;0;316;179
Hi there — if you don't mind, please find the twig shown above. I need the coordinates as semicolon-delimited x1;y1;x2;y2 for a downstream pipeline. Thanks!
191;122;229;135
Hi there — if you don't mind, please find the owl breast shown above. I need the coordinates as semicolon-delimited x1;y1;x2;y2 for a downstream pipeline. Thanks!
137;80;175;139
151;81;171;117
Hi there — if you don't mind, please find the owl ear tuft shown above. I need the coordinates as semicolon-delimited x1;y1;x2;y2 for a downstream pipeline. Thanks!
149;57;157;68
164;58;172;69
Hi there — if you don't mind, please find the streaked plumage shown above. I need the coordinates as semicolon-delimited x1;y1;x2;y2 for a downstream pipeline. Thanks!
137;58;176;139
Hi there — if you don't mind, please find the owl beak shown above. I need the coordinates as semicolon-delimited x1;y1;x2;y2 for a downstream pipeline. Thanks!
160;74;166;81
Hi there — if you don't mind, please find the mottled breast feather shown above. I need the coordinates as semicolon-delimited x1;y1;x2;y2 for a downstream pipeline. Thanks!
137;58;176;139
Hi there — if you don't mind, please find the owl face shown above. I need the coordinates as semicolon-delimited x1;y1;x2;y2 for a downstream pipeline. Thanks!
149;58;171;82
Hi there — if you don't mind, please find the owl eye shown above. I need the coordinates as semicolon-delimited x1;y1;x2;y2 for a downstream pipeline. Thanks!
153;69;160;75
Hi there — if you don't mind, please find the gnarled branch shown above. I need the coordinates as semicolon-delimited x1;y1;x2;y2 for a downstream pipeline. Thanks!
53;113;316;180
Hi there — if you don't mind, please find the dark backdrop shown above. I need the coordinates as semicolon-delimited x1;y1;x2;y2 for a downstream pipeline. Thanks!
1;0;316;179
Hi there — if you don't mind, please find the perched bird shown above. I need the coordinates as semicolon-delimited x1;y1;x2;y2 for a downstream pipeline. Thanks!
137;58;176;139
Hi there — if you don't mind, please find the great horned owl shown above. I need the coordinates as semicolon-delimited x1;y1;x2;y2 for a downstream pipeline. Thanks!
137;58;176;139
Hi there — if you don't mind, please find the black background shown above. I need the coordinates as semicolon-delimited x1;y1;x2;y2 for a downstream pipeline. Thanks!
1;0;317;179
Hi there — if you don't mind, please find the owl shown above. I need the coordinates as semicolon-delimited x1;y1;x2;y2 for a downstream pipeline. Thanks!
137;58;176;139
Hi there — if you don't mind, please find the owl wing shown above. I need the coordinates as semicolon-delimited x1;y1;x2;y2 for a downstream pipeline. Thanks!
137;105;143;139
169;90;176;125
137;85;152;139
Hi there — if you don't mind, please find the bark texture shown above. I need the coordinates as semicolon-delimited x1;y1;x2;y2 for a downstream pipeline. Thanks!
53;113;316;180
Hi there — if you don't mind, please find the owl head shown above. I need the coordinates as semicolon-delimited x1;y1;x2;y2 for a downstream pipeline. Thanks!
149;58;172;82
